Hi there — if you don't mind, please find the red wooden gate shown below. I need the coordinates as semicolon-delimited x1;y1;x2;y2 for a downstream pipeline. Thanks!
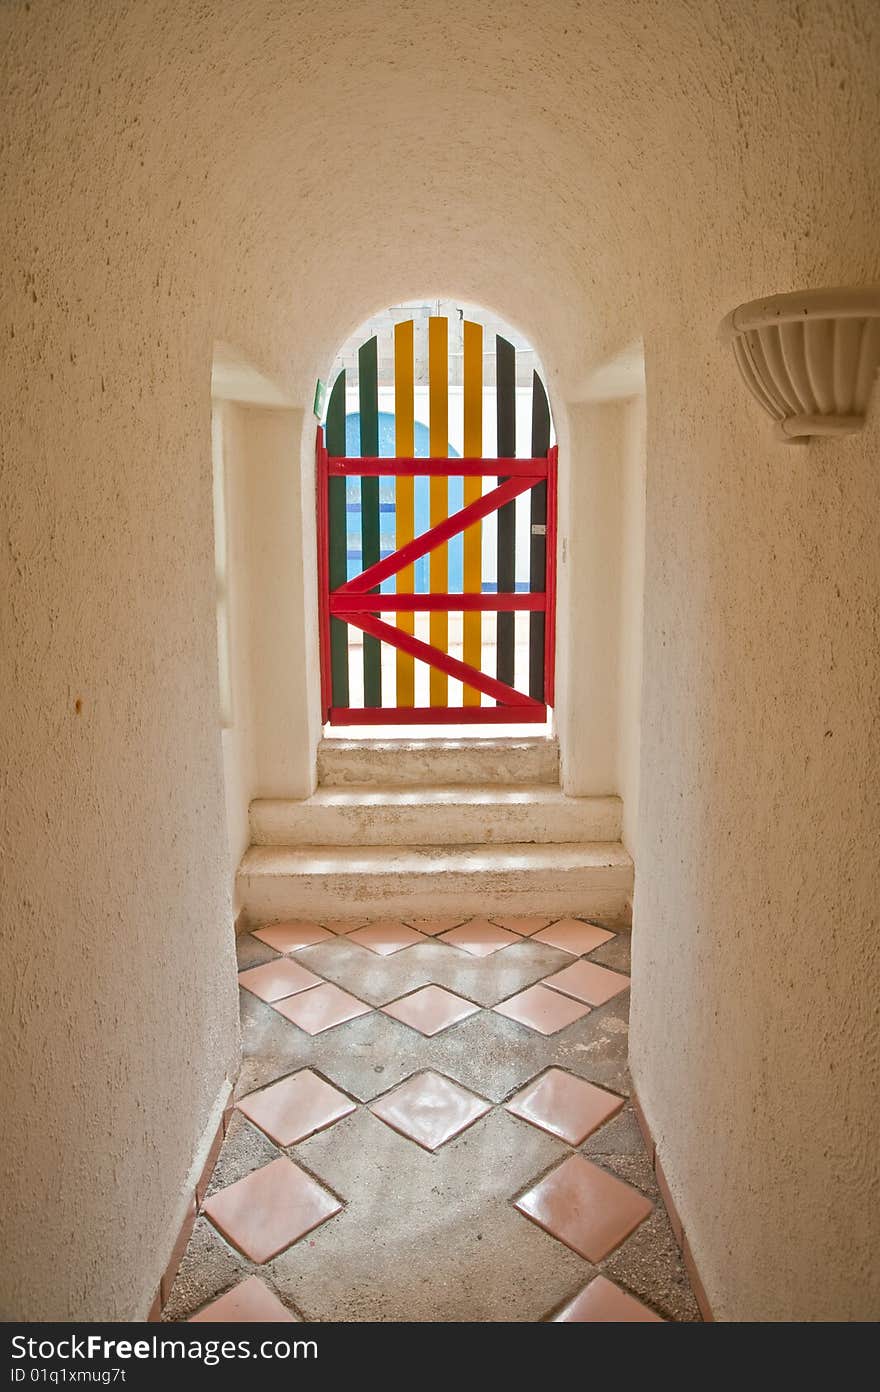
316;317;557;725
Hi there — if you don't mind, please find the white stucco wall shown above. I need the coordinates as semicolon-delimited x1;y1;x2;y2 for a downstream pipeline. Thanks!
631;350;880;1322
244;406;320;800
1;0;878;1320
558;402;623;796
616;397;647;857
559;393;646;844
0;104;244;1313
216;402;257;893
215;399;321;910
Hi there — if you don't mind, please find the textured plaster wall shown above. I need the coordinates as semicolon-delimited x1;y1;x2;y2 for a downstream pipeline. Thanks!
245;406;320;800
558;393;645;843
216;403;257;894
214;393;320;908
0;153;243;1317
1;0;879;1320
616;398;647;857
632;353;880;1321
558;401;623;797
624;5;880;1315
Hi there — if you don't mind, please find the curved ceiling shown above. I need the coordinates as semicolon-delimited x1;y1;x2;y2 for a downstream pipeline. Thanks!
3;0;878;400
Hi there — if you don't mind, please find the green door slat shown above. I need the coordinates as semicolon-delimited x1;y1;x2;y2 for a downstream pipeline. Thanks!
326;372;349;708
529;371;550;701
496;335;517;689
358;337;381;708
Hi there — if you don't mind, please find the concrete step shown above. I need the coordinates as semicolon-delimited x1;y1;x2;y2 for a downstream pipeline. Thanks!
250;787;621;847
316;736;559;788
237;841;633;923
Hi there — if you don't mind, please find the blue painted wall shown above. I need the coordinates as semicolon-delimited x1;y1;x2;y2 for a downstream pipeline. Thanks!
344;412;462;593
341;410;527;594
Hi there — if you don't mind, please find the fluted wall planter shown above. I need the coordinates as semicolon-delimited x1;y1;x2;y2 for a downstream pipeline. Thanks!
720;287;880;441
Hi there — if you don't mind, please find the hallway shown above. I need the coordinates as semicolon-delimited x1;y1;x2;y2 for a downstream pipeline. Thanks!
163;912;698;1322
3;0;879;1327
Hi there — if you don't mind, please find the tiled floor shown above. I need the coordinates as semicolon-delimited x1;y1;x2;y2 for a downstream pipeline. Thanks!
164;913;700;1323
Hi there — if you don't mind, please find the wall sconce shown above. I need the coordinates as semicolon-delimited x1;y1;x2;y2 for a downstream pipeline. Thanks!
720;287;880;441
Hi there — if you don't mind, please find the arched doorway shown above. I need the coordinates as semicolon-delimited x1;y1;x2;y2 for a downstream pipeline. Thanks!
315;303;557;728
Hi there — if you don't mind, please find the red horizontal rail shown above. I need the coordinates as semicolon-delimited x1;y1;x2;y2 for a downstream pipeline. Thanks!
328;456;548;477
329;705;549;725
336;475;534;597
337;610;544;709
330;592;546;613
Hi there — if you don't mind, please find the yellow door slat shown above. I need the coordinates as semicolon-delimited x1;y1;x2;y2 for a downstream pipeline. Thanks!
394;320;415;707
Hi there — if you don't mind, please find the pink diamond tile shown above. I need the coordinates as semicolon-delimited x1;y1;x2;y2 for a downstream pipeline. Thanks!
237;958;324;1003
381;985;480;1036
532;918;615;956
403;915;468;935
505;1069;624;1145
236;1069;356;1146
346;920;427;955
203;1157;341;1263
189;1276;297;1323
370;1071;491;1151
490;915;556;935
544;959;630;1005
554;1275;663;1322
320;918;368;933
252;920;335;952
438;918;520;957
492;984;590;1035
516;1154;652;1262
273;982;372;1034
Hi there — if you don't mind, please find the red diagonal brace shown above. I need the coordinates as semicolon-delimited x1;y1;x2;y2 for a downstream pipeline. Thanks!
336;610;543;709
334;475;535;596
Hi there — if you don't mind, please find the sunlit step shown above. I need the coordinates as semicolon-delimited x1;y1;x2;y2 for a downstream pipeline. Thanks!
237;841;633;924
316;735;559;787
250;787;621;847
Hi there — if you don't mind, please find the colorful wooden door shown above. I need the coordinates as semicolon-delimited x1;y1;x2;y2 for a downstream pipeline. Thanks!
316;317;557;724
